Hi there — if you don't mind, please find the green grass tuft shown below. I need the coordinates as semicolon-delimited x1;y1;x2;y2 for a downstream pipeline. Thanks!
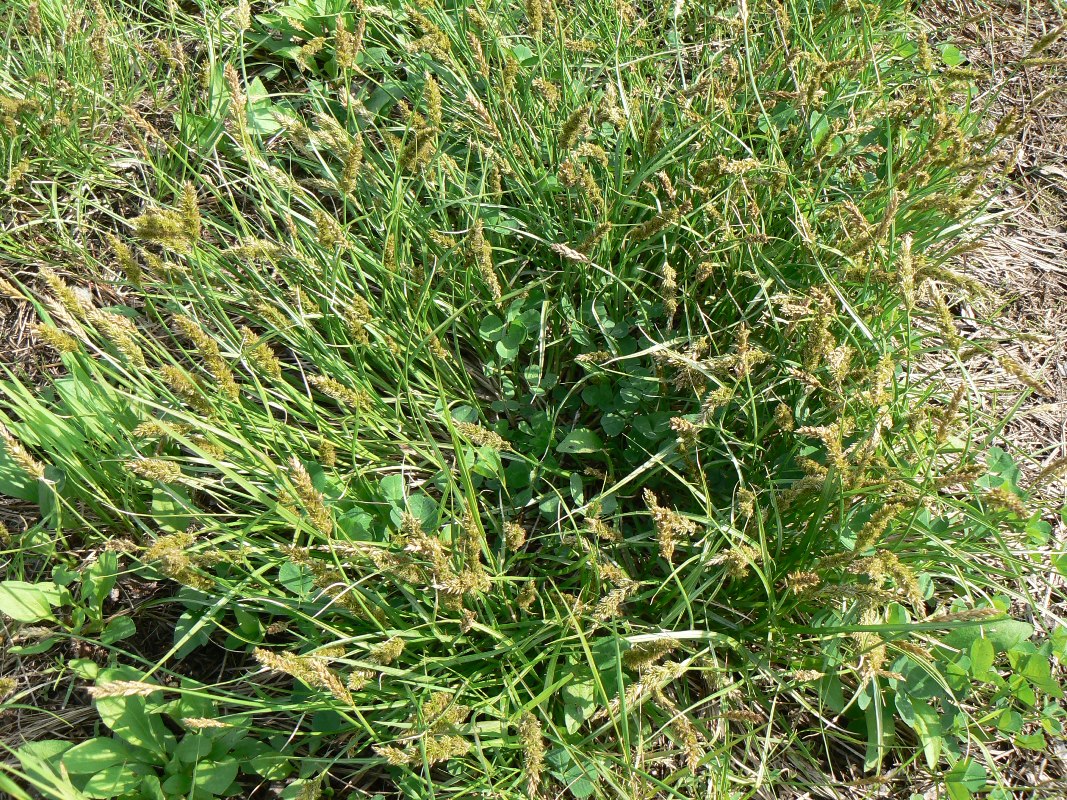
0;0;1064;798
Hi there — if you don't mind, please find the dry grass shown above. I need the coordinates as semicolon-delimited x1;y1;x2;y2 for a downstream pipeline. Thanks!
922;1;1067;795
925;0;1067;496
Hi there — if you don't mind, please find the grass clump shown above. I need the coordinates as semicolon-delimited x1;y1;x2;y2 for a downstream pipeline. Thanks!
0;0;1064;798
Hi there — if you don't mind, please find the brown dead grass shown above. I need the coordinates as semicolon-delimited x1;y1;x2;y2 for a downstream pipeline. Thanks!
921;1;1067;796
924;0;1067;496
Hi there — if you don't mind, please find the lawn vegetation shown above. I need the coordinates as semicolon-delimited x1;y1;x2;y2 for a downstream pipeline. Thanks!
1;0;1065;798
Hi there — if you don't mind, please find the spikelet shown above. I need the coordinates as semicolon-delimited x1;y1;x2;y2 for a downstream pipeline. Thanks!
501;51;520;95
550;242;589;263
575;350;612;365
288;457;333;535
774;402;794;432
182;717;231;730
652;686;703;771
254;648;352;704
623;637;680;670
998;354;1051;396
593;579;637;621
928;289;963;350
132;182;200;253
240;327;283;379
344;295;372;345
928;607;1004;624
235;0;250;31
468;32;489;76
464;92;501;140
296;37;326;71
34;324;79;353
161;365;211;414
408;10;450;60
106;234;142;287
88;0;111;73
144;532;213;590
854;502;907;551
336;16;366;69
985;485;1029;517
558;104;591;153
577;222;611;255
661;261;678;321
787;570;822;595
802;288;836;370
519;713;545;798
518;581;537;611
172;315;239;399
533;78;560;109
91;310;146;368
318;439;337;467
40;268;89;320
505;521;527;550
795;422;847;472
6;158;29;190
126;457;183;483
643;488;698;563
670;417;700;453
558;160;604;212
700;387;733;419
1032;455;1067;489
0;277;23;302
935;383;966;444
596;83;625;126
455;421;512;451
870;550;924;610
313;210;346;250
708;542;761;578
1029;23;1067;57
525;0;544;37
465;219;502;300
631;204;683;243
456;510;490;593
309;374;371;411
0;423;45;479
593;660;685;722
587;515;621;542
897;234;915;309
224;64;246;131
87;681;161;699
27;2;41;36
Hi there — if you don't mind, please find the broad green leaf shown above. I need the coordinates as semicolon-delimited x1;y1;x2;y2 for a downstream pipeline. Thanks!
1015;731;1047;751
101;616;137;644
946;758;986;800
562;678;596;734
279;562;314;596
0;580;61;622
511;44;536;64
175;733;215;763
970;639;995;677
61;738;148;774
94;679;172;756
556;428;603;455
379;474;405;504
478;315;504;341
82;764;144;798
193;758;239;794
151;487;195;535
600;413;625;437
1017;653;1063;697
940;44;965;67
83;552;118;610
944;619;1033;653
